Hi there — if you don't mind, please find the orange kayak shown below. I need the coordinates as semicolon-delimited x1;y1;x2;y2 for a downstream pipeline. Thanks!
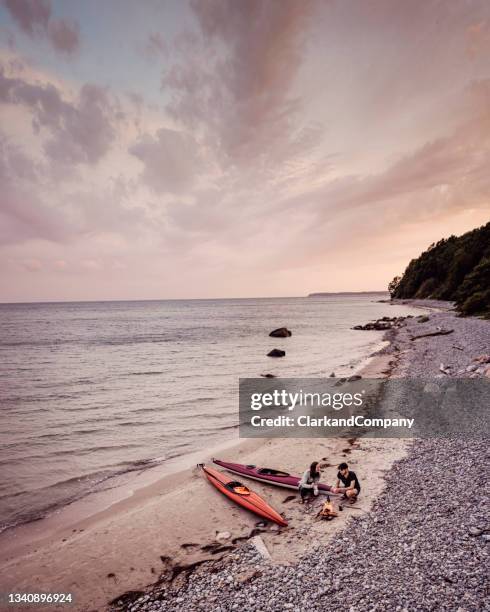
200;465;288;527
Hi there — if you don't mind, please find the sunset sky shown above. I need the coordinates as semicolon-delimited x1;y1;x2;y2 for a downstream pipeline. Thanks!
1;0;490;302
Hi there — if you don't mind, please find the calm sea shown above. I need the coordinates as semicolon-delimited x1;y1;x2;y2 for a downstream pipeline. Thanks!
0;295;420;532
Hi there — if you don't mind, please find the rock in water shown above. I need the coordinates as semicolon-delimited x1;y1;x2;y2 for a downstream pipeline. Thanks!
267;349;285;357
269;327;292;337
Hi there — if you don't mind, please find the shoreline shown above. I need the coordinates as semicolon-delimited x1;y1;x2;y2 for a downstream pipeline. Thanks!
1;300;463;612
0;299;401;541
127;300;489;611
128;300;487;612
0;351;404;610
0;332;390;553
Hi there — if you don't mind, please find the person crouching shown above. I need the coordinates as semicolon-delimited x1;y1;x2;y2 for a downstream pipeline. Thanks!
332;462;361;503
298;461;321;503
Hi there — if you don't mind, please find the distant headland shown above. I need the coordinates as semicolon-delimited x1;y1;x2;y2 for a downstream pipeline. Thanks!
308;291;389;297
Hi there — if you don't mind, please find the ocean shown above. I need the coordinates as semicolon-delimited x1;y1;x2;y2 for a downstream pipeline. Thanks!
0;294;420;532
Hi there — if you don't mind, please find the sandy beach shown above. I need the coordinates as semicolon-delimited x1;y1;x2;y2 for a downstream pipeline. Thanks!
2;2;489;609
1;300;488;612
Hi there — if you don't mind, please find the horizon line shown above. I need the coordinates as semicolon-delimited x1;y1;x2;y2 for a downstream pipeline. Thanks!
0;290;390;306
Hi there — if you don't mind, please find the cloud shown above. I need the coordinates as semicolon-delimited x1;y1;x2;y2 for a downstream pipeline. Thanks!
160;72;490;272
2;0;490;302
47;18;80;55
0;122;147;248
0;64;118;164
162;0;316;167
272;78;490;257
0;135;67;245
2;0;80;55
2;0;50;35
129;127;203;194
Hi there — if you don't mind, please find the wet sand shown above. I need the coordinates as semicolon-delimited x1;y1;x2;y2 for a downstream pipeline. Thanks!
0;346;412;612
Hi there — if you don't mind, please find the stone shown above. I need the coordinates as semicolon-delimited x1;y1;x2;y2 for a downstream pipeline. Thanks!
250;535;272;560
237;569;261;585
267;349;285;357
269;327;292;337
468;527;483;536
473;354;490;363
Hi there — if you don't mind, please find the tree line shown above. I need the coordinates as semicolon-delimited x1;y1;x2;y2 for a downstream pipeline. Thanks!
389;221;490;317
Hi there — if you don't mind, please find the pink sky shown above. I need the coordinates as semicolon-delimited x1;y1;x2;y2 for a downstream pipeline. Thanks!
1;0;490;301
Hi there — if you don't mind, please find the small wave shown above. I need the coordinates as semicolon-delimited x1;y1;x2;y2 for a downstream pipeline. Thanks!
82;415;130;425
131;457;159;467
215;424;239;432
74;428;103;435
128;371;164;376
0;452;188;533
50;442;140;457
91;336;175;347
128;406;161;415
0;339;72;348
35;432;68;440
0;395;44;403
60;406;104;413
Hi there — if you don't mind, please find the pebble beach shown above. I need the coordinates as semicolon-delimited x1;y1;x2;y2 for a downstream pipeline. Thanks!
1;300;488;612
123;301;489;612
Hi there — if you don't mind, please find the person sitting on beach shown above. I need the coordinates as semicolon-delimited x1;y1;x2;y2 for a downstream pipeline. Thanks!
332;462;361;502
298;461;321;503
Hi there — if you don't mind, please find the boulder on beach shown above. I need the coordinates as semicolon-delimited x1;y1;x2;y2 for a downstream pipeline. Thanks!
269;327;292;337
267;349;285;357
353;316;407;331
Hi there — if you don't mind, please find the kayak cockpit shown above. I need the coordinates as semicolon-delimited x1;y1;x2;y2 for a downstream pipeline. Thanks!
225;481;251;496
257;468;290;477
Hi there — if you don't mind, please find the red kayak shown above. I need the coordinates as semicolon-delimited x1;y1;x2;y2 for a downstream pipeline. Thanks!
213;458;337;495
200;464;288;526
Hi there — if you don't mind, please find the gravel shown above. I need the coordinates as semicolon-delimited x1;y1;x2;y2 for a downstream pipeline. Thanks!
127;303;489;612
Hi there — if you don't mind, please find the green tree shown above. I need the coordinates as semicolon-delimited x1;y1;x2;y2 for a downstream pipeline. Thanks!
390;222;490;316
388;276;401;298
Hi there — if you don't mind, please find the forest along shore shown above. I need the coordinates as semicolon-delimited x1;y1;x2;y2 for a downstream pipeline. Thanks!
126;301;489;612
